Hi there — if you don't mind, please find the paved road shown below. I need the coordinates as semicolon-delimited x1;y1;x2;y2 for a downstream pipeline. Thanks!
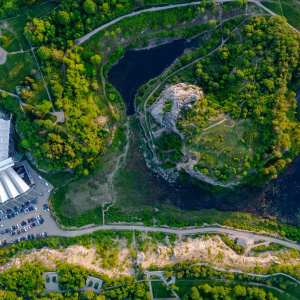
1;161;300;256
76;0;299;46
57;225;300;250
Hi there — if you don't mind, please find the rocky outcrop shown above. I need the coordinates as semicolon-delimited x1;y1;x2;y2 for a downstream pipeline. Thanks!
0;47;7;65
149;83;203;137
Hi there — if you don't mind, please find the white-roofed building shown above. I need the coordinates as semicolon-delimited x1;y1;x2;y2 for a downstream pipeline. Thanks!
0;118;10;161
0;117;30;203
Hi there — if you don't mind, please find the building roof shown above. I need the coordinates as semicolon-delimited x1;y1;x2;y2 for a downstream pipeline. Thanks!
0;166;30;203
0;118;10;161
0;118;31;203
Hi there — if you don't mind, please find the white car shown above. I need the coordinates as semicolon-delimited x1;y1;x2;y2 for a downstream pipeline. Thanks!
47;188;50;193
0;224;3;228
38;176;43;180
45;182;49;187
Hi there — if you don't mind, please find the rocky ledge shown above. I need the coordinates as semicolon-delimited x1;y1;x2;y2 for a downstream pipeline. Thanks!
149;83;203;137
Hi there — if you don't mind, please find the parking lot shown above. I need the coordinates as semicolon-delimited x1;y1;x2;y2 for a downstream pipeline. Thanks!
0;161;54;245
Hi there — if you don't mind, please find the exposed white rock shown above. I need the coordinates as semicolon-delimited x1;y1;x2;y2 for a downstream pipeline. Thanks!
0;47;7;65
149;83;203;137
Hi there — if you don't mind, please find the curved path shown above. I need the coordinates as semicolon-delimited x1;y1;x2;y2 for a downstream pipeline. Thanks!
50;224;300;251
76;0;299;46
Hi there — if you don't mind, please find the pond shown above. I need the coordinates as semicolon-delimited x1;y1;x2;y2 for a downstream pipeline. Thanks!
108;39;199;115
108;40;300;225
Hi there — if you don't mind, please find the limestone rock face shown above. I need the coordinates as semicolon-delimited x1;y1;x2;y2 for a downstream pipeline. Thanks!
149;83;203;136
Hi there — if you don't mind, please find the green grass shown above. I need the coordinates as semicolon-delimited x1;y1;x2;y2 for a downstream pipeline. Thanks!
262;0;300;31
0;52;48;103
0;15;30;51
0;0;60;100
1;29;20;52
261;2;283;16
151;281;174;298
0;52;37;92
281;0;300;30
31;1;59;19
189;117;254;181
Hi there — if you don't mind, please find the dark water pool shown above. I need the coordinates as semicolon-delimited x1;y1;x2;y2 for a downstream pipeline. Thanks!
108;40;300;225
108;39;199;115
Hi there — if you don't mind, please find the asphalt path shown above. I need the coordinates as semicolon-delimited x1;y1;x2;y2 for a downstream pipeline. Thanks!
76;0;299;46
1;161;299;252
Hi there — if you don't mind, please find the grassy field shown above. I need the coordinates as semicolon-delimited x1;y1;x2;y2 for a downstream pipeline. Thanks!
0;0;59;101
281;0;300;30
30;1;59;19
0;52;48;103
0;52;37;91
60;133;126;217
151;281;175;298
0;29;20;52
261;2;283;15
262;0;300;30
188;117;254;182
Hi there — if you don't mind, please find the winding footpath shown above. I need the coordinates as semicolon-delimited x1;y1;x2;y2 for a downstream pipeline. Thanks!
1;0;300;254
48;222;300;251
76;0;299;46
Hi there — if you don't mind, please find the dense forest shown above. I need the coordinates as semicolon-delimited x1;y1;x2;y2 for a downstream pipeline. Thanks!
0;0;222;175
0;260;295;299
194;16;300;182
145;15;300;184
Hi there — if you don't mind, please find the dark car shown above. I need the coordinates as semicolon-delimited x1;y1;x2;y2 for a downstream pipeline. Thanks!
44;232;47;237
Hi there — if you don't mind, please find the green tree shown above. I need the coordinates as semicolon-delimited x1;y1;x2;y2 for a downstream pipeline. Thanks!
91;54;101;65
57;11;70;25
37;46;52;60
83;0;97;14
21;139;31;149
36;100;52;115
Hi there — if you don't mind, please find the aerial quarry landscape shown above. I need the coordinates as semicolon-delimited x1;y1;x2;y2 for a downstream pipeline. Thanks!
0;0;300;299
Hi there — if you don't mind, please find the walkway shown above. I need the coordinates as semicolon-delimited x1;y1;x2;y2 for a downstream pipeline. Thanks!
76;0;299;46
46;223;300;251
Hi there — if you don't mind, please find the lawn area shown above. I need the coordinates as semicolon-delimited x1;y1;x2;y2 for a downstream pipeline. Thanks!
262;0;300;31
189;117;254;182
30;0;59;19
0;52;37;92
281;0;300;30
151;281;175;298
0;0;60;102
0;29;20;52
261;2;283;16
0;52;48;103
